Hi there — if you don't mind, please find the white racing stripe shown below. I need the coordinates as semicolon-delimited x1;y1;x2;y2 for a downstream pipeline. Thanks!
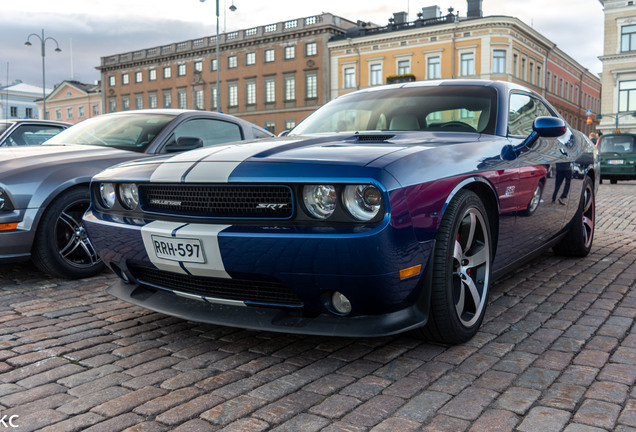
141;221;231;278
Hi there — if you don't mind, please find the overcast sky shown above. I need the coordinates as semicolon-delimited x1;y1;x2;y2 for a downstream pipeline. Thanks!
1;0;604;89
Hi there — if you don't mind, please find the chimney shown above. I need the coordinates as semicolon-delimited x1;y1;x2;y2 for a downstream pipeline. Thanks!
393;12;408;24
467;0;483;18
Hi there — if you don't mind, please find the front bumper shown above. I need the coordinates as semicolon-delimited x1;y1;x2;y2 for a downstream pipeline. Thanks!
84;209;433;336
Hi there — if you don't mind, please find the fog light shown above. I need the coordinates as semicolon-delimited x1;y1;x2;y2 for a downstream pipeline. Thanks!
331;292;352;315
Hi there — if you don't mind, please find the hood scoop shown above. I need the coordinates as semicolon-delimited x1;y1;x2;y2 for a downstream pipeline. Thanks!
354;133;396;143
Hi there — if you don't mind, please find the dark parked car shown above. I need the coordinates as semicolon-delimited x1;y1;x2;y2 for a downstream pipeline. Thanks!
597;133;636;184
84;80;599;344
0;119;69;146
0;109;273;279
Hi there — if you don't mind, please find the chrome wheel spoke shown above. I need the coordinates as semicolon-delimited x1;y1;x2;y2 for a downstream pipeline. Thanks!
467;246;488;268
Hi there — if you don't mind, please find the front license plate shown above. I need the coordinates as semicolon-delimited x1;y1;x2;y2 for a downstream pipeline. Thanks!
608;159;624;165
151;235;206;263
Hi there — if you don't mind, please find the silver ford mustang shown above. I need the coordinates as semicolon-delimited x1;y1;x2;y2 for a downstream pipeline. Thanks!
0;109;273;279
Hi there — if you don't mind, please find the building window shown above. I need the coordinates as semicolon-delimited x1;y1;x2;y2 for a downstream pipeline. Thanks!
149;68;157;81
529;61;534;84
149;92;158;109
559;78;563;97
427;56;441;79
619;80;636;111
284;46;295;60
66;107;73;120
344;67;356;88
264;120;276;134
194;61;203;73
306;73;317;99
122;73;129;85
553;74;558;94
460;53;475;76
108;75;116;87
536;65;542;86
78;106;85;118
306;42;317;57
493;50;506;73
108;98;116;112
521;57;526;81
177;64;186;76
135;71;143;83
228;56;237;69
210;58;217;71
621;24;636;52
246;81;256;105
265;49;275;63
265;79;276;104
211;87;218;110
228;83;238;107
285;119;296;130
397;59;410;75
177;88;187;109
135;94;143;110
93;105;99;116
513;53;518;77
370;64;383;86
163;90;172;108
122;95;130;110
195;89;204;110
284;75;295;101
163;66;172;79
25;107;33;118
246;52;256;65
55;109;62;120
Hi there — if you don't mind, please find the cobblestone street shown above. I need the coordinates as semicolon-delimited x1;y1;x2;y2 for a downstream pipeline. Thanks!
0;181;634;432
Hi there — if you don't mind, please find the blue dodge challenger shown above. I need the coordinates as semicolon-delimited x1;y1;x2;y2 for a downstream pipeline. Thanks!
83;80;599;344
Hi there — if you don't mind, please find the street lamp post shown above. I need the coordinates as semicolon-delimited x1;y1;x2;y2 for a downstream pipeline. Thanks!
596;111;636;133
25;29;61;120
200;0;236;112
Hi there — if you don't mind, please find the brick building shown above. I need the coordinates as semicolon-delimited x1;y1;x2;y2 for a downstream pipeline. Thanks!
97;13;356;134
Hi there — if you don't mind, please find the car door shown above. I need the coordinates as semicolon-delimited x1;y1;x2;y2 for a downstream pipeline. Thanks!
506;92;570;257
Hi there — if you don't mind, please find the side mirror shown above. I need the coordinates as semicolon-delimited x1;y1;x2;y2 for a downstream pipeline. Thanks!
533;116;567;138
165;136;204;153
501;117;567;161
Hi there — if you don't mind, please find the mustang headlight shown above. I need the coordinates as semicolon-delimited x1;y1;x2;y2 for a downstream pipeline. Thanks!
0;187;11;211
99;183;116;209
343;185;382;221
119;183;139;210
303;184;336;219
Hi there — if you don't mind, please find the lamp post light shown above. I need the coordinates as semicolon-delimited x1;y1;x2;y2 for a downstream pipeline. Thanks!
25;29;61;120
200;0;236;112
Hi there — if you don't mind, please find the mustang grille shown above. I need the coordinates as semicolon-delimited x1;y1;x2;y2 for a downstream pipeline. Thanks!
139;184;293;219
130;265;303;307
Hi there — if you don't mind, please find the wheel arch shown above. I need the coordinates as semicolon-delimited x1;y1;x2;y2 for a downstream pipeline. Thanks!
440;176;500;259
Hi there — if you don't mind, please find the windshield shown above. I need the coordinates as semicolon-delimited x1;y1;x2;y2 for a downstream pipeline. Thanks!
599;135;635;153
45;113;175;152
290;85;498;136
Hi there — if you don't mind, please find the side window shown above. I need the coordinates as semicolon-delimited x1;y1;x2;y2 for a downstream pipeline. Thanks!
508;93;553;136
252;126;272;139
7;124;66;146
173;118;243;147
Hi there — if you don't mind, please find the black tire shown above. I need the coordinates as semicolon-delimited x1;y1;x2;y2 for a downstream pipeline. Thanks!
415;190;492;345
553;176;595;257
32;187;105;279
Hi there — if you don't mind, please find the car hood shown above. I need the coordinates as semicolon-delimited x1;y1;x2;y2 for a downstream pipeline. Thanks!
115;132;481;168
0;144;136;167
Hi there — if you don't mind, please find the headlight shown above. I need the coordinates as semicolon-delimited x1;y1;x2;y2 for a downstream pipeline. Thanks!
119;183;139;210
99;183;116;209
343;185;382;221
303;184;336;219
0;187;11;211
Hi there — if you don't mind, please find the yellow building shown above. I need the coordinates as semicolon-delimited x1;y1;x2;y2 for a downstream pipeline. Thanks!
598;0;636;133
328;4;600;134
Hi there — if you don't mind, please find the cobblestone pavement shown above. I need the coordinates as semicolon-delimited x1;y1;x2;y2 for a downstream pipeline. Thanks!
0;181;635;432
